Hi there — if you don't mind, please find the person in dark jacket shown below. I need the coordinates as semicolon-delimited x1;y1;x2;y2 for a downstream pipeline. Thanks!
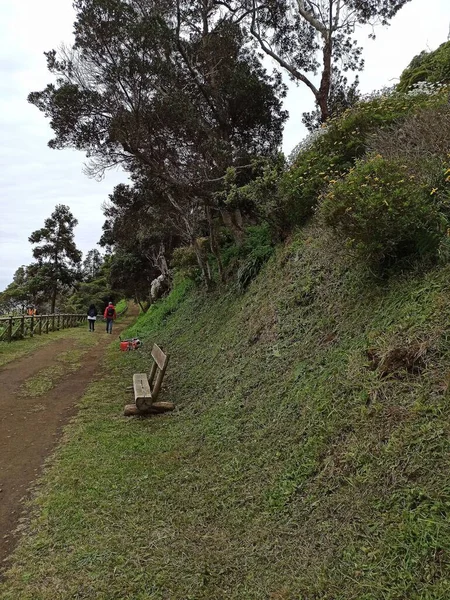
103;302;117;334
87;304;98;332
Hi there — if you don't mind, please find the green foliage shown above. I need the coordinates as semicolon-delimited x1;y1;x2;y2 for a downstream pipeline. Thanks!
7;225;450;598
398;41;450;92
68;277;109;313
29;1;287;287
280;148;334;227
126;276;193;338
217;157;286;236
220;0;411;124
219;224;275;289
319;88;445;161
67;256;115;313
171;245;199;280
108;250;156;306
283;87;449;231
115;299;127;314
236;245;274;292
82;249;103;280
28;204;82;312
320;156;446;264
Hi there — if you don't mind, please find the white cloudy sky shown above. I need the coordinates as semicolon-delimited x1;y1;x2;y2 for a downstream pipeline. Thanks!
0;0;448;290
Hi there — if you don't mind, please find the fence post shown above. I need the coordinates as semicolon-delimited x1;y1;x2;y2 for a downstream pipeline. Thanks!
38;316;42;335
46;316;49;334
8;317;12;343
30;315;34;337
20;316;25;338
57;314;60;330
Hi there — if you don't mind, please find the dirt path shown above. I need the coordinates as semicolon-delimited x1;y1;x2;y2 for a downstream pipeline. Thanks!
0;310;137;567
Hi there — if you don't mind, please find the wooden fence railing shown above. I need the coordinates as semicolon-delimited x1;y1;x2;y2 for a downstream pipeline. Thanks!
0;314;87;343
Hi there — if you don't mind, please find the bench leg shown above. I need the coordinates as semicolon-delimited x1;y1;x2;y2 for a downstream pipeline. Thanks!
124;404;143;416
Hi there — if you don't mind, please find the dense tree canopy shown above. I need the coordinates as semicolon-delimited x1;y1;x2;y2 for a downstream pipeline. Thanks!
29;0;288;288
29;0;286;181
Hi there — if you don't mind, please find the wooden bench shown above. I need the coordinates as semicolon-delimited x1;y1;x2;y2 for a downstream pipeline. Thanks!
124;344;174;416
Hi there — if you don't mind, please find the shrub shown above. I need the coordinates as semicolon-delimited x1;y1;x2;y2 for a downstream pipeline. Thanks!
171;245;200;280
316;86;448;166
282;87;449;232
279;149;333;228
221;224;273;268
398;41;450;92
217;157;287;238
220;224;274;290
236;245;274;292
369;103;450;168
320;156;445;265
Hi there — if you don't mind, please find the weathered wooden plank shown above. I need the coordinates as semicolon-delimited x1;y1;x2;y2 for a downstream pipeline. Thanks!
133;373;151;399
152;365;168;402
151;344;169;370
148;361;158;387
133;373;152;412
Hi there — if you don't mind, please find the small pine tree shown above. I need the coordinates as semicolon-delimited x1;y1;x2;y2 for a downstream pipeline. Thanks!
29;205;82;312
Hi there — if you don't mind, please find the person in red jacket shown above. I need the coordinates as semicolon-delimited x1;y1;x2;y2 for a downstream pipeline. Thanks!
103;302;117;334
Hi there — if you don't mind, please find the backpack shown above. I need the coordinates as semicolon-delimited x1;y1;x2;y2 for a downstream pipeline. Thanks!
88;308;96;317
107;306;115;318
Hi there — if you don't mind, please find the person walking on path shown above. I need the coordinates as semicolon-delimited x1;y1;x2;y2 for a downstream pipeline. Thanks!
104;302;117;334
87;304;98;332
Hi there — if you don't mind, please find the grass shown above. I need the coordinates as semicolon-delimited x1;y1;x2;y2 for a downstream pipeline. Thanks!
2;225;450;598
115;299;128;314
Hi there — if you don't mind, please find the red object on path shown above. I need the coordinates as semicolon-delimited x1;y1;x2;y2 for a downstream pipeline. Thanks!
120;339;142;351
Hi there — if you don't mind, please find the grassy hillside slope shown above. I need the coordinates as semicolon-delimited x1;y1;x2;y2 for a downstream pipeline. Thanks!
2;225;450;599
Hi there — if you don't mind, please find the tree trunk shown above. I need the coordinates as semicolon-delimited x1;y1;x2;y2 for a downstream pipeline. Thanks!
134;292;147;313
192;238;213;289
220;209;245;246
317;36;332;124
206;205;225;283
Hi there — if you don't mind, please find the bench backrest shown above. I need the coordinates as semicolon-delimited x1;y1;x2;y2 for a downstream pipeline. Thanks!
148;343;170;401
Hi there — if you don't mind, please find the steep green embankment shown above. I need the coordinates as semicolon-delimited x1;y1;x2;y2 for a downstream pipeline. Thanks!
3;224;450;599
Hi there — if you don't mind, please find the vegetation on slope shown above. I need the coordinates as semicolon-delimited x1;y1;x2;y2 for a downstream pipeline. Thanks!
3;24;450;598
3;224;450;599
398;41;450;92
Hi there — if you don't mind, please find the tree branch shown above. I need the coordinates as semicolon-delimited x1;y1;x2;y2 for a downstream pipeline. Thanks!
296;0;328;36
250;2;319;96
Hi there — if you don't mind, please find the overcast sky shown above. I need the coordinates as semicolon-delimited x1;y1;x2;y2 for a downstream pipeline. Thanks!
0;0;449;290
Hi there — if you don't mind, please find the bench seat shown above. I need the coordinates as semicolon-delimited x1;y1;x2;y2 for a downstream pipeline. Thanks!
133;373;152;404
